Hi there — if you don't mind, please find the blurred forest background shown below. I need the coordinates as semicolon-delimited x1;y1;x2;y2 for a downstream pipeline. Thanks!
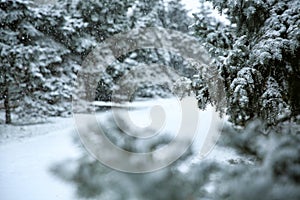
0;0;299;199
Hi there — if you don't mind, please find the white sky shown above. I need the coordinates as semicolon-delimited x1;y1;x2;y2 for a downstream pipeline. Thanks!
182;0;230;24
181;0;201;15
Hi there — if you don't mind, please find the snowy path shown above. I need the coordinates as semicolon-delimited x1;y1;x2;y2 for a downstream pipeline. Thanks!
0;124;81;200
0;99;238;200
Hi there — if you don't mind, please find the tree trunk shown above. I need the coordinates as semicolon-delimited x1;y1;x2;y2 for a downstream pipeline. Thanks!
4;81;11;124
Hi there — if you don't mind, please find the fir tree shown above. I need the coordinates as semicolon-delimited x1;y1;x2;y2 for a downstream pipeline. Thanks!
93;0;195;102
0;0;75;123
193;0;300;125
212;120;300;200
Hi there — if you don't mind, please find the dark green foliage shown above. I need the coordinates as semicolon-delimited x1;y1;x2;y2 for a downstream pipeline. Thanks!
0;0;77;123
75;0;132;41
95;73;114;102
93;0;194;102
52;113;300;199
51;111;221;200
193;0;300;126
215;120;300;200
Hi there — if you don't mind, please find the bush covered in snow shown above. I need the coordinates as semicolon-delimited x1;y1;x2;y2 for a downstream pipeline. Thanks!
52;114;300;199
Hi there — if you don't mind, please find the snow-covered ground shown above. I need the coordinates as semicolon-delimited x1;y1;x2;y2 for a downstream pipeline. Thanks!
0;99;239;200
0;117;81;200
0;116;75;145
